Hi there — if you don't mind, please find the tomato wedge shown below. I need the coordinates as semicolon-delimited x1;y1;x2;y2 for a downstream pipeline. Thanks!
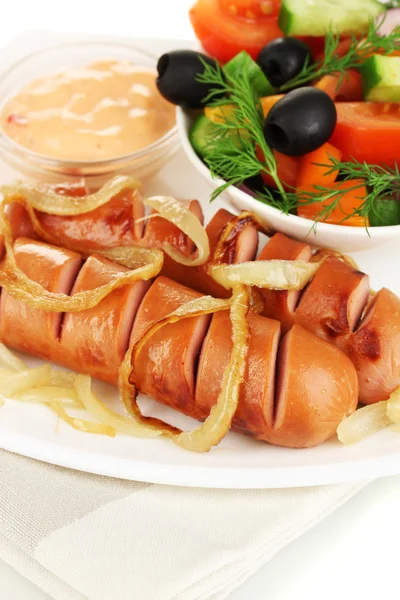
189;0;282;63
330;103;400;167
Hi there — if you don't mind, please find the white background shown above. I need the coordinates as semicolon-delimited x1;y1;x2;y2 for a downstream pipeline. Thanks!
1;1;400;599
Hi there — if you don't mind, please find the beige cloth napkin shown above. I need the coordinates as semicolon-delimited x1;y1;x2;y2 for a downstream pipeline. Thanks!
0;449;366;600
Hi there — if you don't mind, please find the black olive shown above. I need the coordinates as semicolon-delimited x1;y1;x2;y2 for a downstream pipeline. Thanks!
257;38;313;88
156;50;220;109
263;88;337;157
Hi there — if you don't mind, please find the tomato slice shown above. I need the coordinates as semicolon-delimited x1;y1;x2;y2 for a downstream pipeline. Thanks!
189;0;282;63
330;103;400;168
219;0;279;19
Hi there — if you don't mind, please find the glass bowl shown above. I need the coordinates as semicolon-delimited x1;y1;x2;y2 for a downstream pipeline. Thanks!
0;41;179;188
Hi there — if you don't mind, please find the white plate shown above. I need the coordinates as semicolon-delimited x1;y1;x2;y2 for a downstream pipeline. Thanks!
0;34;400;489
176;108;400;253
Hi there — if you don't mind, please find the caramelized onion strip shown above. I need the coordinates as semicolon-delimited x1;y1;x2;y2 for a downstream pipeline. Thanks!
0;216;163;312
50;401;116;437
144;196;210;267
1;175;141;216
120;295;231;431
337;402;391;445
75;374;161;438
175;285;249;452
211;211;265;266
210;260;321;290
122;289;249;452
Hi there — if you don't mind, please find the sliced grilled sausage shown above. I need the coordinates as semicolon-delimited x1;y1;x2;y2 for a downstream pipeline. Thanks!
295;257;370;342
37;187;145;251
258;232;312;334
130;276;211;414
151;209;259;298
196;314;358;448
0;238;82;359
343;288;400;404
196;310;281;432
0;204;37;260
0;241;360;448
257;232;399;403
61;255;150;384
271;325;358;448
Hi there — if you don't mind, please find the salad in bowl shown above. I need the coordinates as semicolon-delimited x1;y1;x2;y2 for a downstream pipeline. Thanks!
156;0;400;250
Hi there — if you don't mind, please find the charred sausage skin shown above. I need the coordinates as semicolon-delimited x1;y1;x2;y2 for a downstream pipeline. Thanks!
0;239;358;449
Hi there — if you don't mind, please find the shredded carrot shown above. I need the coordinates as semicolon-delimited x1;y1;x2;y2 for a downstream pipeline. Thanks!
297;143;342;188
297;180;368;227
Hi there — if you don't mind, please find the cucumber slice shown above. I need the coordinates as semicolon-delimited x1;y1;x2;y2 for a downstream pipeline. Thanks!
369;197;400;226
189;113;250;159
189;114;218;158
362;55;400;102
279;0;382;36
224;51;275;96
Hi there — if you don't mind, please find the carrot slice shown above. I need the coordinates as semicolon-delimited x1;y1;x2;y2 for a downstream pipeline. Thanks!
256;146;300;190
297;180;368;227
297;143;342;188
260;94;284;117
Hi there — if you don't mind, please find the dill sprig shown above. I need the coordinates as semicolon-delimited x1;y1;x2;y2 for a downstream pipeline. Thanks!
196;59;289;205
280;18;400;92
288;159;400;228
195;39;400;226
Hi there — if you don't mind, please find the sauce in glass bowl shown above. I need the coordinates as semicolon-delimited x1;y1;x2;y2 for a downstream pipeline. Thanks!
1;60;175;162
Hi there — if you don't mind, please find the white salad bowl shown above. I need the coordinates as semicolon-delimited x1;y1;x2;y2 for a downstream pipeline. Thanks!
177;107;400;253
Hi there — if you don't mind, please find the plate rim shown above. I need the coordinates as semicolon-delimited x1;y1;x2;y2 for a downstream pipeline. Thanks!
2;428;400;489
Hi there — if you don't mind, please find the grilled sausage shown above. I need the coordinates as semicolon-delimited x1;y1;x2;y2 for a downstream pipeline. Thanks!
0;238;358;448
3;183;398;406
0;189;258;298
0;238;82;360
257;232;312;334
61;255;151;384
259;233;400;403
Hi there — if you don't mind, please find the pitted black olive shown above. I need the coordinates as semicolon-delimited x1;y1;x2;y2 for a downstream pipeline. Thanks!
156;50;221;108
257;38;313;88
263;88;337;156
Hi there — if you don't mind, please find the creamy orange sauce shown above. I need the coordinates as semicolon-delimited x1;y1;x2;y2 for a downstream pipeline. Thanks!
1;60;175;161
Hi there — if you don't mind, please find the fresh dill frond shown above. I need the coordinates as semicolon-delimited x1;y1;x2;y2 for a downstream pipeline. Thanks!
196;59;290;206
195;52;400;227
280;18;400;92
288;158;400;227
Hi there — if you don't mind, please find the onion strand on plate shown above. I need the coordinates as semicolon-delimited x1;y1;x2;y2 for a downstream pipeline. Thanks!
337;401;392;445
74;374;161;438
49;401;116;437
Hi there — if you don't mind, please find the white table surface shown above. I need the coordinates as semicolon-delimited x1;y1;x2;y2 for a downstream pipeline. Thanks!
1;2;400;599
